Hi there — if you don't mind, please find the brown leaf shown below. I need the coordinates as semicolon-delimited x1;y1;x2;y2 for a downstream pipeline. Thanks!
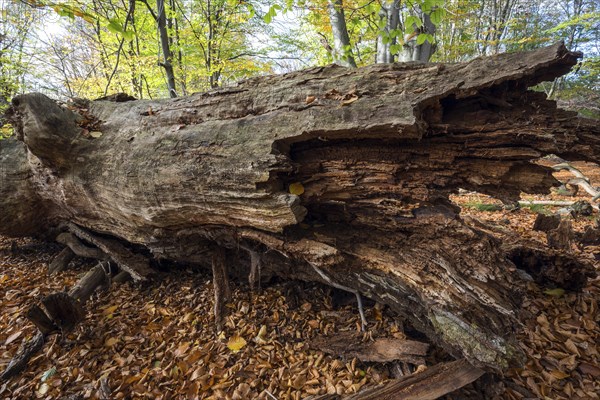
174;342;191;358
5;330;22;345
578;362;600;378
341;95;358;106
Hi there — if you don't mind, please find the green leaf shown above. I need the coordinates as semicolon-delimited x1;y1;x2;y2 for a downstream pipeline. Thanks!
390;44;402;54
405;16;422;33
41;366;57;382
263;5;281;24
107;19;124;34
246;3;256;19
53;5;74;19
122;30;135;42
416;33;427;45
430;8;445;25
544;288;565;297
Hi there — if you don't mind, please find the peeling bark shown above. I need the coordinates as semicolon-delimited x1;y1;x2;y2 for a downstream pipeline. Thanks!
1;43;598;372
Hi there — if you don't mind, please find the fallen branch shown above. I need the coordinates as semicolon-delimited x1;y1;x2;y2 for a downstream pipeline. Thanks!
518;200;599;211
553;163;600;201
344;359;484;400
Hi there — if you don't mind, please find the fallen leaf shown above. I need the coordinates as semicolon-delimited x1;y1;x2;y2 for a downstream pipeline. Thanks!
305;96;316;104
102;305;119;315
41;366;57;382
174;342;191;358
227;334;247;353
550;370;569;380
544;288;565;297
105;337;118;347
5;330;22;345
38;383;49;395
89;131;103;138
289;182;304;196
578;362;600;377
255;325;268;344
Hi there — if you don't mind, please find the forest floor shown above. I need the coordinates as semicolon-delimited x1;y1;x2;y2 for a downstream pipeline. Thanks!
0;163;598;400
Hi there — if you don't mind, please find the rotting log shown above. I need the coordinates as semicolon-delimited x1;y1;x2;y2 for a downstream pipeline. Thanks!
1;42;599;373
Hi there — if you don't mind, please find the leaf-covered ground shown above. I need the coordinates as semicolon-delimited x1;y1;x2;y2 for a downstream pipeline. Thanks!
0;162;598;400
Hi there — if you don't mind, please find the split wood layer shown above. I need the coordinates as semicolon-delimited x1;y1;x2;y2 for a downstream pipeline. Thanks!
1;42;598;372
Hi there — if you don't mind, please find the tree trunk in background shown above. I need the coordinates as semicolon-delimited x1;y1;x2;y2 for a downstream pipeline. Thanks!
327;0;357;68
157;0;177;97
2;43;598;372
376;0;401;63
399;10;436;62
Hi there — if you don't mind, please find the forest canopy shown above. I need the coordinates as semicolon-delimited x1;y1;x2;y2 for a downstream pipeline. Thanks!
0;0;598;123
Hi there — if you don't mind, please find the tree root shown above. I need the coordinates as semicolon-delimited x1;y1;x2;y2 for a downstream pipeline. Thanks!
310;263;368;331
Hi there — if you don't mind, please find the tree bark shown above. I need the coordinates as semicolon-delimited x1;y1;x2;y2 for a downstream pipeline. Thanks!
2;43;598;371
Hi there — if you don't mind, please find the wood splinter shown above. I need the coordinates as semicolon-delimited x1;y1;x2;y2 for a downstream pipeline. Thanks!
310;263;368;331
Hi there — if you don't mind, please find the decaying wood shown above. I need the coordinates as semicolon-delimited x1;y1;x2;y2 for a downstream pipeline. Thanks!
465;216;594;291
1;42;599;373
66;224;153;281
533;214;561;232
48;247;76;274
248;249;261;291
310;331;429;364
1;262;115;382
56;232;106;260
0;332;44;382
547;219;574;250
344;360;484;400
212;247;230;332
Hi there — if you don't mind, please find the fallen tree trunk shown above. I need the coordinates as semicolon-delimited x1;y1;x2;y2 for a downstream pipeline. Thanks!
1;42;598;372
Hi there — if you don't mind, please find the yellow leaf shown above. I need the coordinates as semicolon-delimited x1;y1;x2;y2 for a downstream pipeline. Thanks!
89;131;103;138
227;335;247;353
289;182;304;196
102;305;118;315
105;337;118;347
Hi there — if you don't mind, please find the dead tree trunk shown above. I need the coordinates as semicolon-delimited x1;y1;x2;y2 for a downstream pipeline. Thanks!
1;43;598;372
